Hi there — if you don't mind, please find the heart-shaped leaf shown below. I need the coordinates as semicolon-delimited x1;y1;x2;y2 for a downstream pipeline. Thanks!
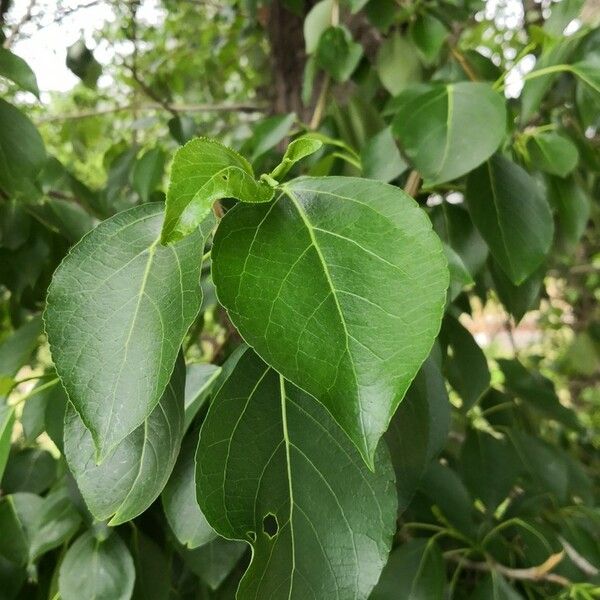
45;203;211;461
196;348;397;600
212;176;448;466
392;82;506;185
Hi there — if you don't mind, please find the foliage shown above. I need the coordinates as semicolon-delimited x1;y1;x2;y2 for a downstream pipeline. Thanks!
0;0;599;599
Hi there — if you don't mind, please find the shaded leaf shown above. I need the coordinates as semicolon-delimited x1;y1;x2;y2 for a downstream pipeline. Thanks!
0;48;39;96
133;147;165;203
183;362;221;431
466;154;554;285
2;448;56;495
196;349;397;599
527;131;579;177
547;175;590;252
59;531;135;600
0;405;15;482
376;33;421;95
64;356;185;525
361;127;408;182
131;529;170;600
316;26;363;82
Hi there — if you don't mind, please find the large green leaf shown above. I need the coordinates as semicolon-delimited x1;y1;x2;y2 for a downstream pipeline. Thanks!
392;82;506;185
370;538;445;599
212;176;448;465
162;429;216;549
0;48;39;96
466;154;554;285
0;98;46;197
161;138;273;244
385;356;450;512
45;203;210;461
196;349;397;600
64;355;185;525
59;531;135;600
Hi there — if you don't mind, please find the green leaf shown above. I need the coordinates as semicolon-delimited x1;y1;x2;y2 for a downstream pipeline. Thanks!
162;429;216;549
59;531;135;600
66;39;101;88
269;134;324;181
45;203;210;461
521;36;581;121
544;0;584;36
304;0;333;54
316;26;363;82
498;359;581;431
527;131;579;177
370;538;445;599
0;405;15;482
133;147;166;203
21;378;59;443
360;127;408;182
243;113;296;162
0;490;80;565
343;0;369;12
445;244;475;302
569;61;600;95
410;13;448;65
0;315;42;383
460;429;519;513
161;138;273;244
64;355;185;525
0;555;25;599
0;99;46;197
183;362;221;431
180;537;246;590
386;356;450;512
212;176;448;465
196;349;397;599
547;176;590;252
0;48;39;96
392;82;506;185
131;528;170;600
490;260;544;322
376;32;421;95
441;314;490;410
2;448;56;494
466;154;554;285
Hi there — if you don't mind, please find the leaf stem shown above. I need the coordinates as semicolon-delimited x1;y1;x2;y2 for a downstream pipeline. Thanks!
11;378;59;406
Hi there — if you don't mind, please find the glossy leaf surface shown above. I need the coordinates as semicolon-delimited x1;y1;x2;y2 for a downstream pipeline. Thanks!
212;176;448;465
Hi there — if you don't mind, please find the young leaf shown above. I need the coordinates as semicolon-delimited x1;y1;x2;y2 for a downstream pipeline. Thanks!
212;176;448;466
370;538;445;599
161;138;273;244
269;134;324;181
0;48;39;96
162;429;217;549
386;357;450;512
392;82;506;185
59;531;135;600
527;131;579;177
45;203;210;461
316;26;363;82
64;355;185;525
466;154;554;285
196;349;397;600
0;98;46;197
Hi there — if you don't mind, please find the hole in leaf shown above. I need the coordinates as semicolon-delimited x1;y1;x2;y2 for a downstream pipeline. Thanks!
221;173;228;181
262;513;279;538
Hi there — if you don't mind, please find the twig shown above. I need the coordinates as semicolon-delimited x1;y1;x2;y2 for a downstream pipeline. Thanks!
309;75;330;130
4;0;36;47
449;551;570;587
449;46;478;82
36;102;265;123
404;170;421;197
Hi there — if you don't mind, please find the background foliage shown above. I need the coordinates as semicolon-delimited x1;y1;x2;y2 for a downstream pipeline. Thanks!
0;0;599;598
